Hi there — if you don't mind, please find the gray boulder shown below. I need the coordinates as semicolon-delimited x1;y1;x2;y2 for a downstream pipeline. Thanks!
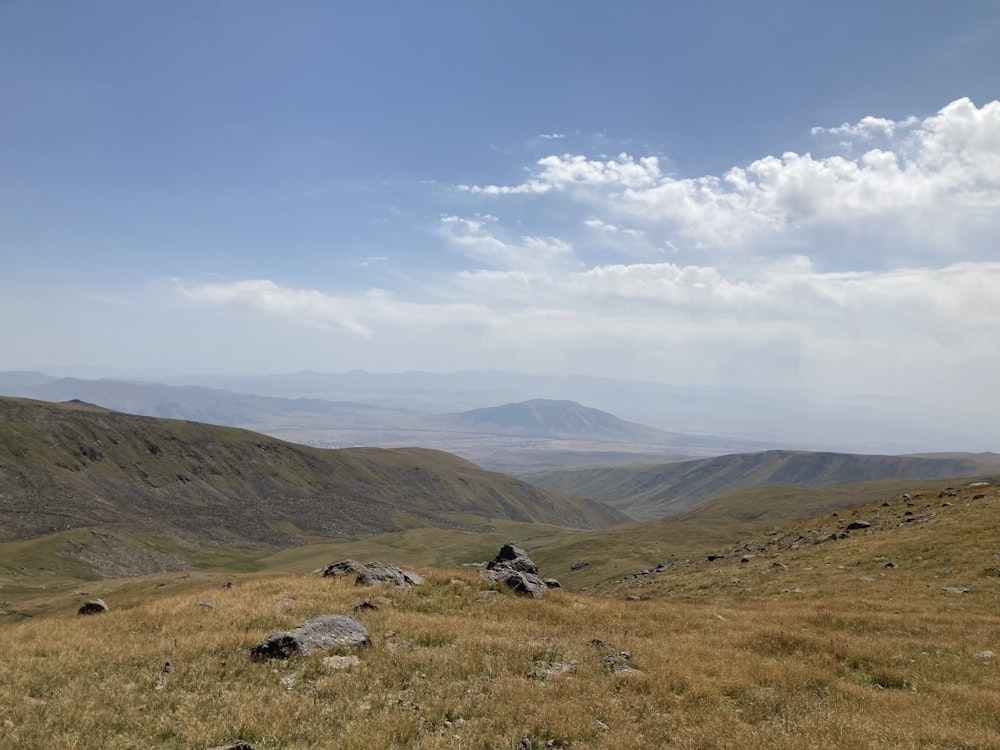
249;614;371;661
484;542;547;597
323;559;424;589
321;559;367;578
487;542;539;575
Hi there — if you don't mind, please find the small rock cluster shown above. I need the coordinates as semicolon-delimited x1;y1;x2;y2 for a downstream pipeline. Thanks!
482;542;559;597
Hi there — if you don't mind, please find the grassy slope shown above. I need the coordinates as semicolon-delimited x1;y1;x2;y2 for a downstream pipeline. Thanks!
1;481;999;748
0;396;625;552
524;449;1000;519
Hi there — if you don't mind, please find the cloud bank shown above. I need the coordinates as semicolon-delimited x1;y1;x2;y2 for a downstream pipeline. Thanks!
181;98;1000;416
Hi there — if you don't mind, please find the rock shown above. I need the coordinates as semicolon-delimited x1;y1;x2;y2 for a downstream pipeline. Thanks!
973;494;986;500
884;562;897;569
569;561;590;572
198;601;215;609
249;614;371;660
487;542;539;575
488;568;546;597
402;570;426;586
483;542;547;597
974;650;994;659
352;599;378;612
77;599;108;615
322;559;367;578
846;520;871;531
771;561;788;569
942;586;969;594
355;562;408;587
543;578;562;589
207;742;256;750
741;555;755;563
707;553;725;561
324;559;423;589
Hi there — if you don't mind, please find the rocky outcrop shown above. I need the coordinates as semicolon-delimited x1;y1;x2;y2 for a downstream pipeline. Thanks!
323;559;424;589
249;614;371;660
483;542;548;597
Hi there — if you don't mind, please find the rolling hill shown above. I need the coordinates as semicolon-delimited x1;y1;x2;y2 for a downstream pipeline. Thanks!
434;399;676;442
0;397;626;559
523;449;1000;519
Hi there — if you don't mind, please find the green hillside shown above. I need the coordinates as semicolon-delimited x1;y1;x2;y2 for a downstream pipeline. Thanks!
0;397;625;557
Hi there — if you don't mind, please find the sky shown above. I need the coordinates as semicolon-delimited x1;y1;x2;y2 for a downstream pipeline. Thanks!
2;1;1000;428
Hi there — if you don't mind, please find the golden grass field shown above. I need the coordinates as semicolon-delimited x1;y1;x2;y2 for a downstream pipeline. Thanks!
1;480;999;749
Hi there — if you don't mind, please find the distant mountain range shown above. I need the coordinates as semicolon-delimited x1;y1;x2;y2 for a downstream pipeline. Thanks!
523;449;1000;519
7;367;996;453
0;372;766;467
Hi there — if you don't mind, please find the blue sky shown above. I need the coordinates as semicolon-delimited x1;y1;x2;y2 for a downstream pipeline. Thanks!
2;1;999;427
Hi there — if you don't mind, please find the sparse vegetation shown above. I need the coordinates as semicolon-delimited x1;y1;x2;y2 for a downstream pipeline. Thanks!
1;483;999;748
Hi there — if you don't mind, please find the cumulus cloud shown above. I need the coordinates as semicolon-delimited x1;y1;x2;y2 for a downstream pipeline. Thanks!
460;98;1000;252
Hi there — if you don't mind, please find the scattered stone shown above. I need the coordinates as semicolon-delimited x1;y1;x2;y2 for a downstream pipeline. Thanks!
974;651;994;660
449;578;469;588
942;587;969;594
884;562;897;569
569;561;590;572
279;675;297;691
275;597;295;607
859;576;875;582
594;719;610;731
707;553;725;561
543;578;562;589
741;555;755;563
602;653;645;676
939;489;957;498
197;601;215;609
846;520;871;531
973;494;986;500
249;614;371;660
206;742;256;750
771;561;788;569
77;599;108;615
322;654;361;670
352;599;378;612
221;581;234;589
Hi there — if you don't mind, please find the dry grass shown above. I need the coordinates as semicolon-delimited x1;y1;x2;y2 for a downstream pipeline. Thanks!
2;483;1000;748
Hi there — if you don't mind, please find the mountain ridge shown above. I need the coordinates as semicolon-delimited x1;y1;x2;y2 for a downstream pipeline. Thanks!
0;396;626;555
523;448;1000;519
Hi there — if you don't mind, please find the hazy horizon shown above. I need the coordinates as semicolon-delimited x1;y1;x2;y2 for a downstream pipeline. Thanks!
3;3;999;435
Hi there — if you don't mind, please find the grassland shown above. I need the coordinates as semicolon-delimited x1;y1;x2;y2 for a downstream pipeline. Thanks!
1;480;999;748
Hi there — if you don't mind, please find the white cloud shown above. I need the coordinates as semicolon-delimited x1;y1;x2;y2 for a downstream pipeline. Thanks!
538;133;566;139
439;214;573;271
168;99;1000;424
459;98;1000;252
